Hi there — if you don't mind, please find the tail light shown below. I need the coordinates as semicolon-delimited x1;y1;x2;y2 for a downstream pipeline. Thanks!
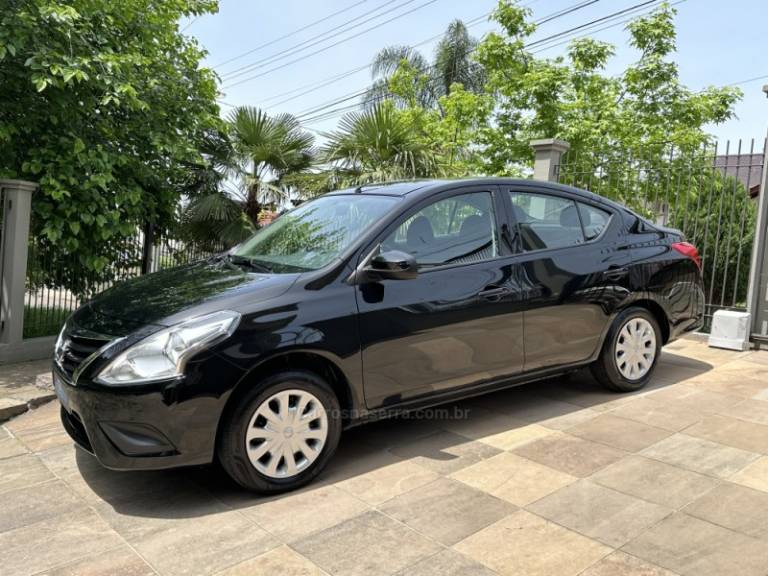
671;241;702;271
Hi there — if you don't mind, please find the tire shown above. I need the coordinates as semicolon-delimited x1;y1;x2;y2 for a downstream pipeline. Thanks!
591;307;662;392
218;370;341;493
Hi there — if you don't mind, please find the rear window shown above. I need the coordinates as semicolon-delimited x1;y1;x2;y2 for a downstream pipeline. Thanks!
509;191;584;251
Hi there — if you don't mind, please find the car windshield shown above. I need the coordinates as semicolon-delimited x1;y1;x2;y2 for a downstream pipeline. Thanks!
233;194;399;272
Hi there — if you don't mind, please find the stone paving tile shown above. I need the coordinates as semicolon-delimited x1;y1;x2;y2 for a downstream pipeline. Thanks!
0;479;82;533
607;397;703;432
0;435;28;459
730;456;768;492
646;384;742;415
683;482;768;539
0;453;53;494
37;546;156;576
591;455;718;509
0;397;28;421
379;477;516;546
538;377;641;413
720;398;768;426
344;417;443;450
449;451;576;506
215;545;326;576
482;389;602;430
0;510;124;576
4;400;60;433
623;512;768;576
334;458;439;505
93;481;255;543
454;509;611;576
393;549;497;576
238;484;370;543
388;430;501;475
5;402;70;452
130;510;278;576
566;413;672;452
512;434;626;477
640;433;761;479
63;462;206;507
647;362;711;386
528;479;672;548
580;551;678;576
689;374;768;399
685;414;768;454
292;510;441;576
318;439;409;486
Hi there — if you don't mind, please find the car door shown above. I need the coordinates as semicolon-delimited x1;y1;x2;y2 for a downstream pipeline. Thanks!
503;187;632;371
355;186;525;409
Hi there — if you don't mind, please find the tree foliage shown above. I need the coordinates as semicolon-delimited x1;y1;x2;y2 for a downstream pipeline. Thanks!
182;106;315;247
364;19;485;109
0;0;221;274
474;1;741;174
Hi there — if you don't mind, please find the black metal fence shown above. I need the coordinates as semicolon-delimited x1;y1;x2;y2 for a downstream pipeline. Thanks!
24;224;225;338
556;138;764;332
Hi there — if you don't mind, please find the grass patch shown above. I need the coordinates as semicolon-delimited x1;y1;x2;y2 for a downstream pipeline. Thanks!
23;305;70;339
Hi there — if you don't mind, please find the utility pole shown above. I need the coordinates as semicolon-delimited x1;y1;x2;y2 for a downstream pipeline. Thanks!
745;85;768;341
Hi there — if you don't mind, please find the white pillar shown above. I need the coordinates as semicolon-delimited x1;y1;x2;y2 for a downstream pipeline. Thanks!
746;111;768;339
0;180;38;345
531;138;571;182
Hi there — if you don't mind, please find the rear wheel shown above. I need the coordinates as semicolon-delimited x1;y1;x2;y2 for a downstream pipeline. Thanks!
218;371;341;493
591;307;662;392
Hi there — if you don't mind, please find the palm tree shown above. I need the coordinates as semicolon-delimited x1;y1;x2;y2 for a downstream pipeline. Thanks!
433;20;484;96
182;106;314;247
363;19;484;109
230;106;315;220
322;101;441;184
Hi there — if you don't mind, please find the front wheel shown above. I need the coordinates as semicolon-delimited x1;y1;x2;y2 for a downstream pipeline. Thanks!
591;307;662;392
218;371;341;493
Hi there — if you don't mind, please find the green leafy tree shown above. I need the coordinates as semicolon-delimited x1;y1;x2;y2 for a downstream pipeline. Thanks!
475;1;740;178
0;0;221;283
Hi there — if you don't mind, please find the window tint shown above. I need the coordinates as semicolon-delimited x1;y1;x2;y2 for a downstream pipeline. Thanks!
383;191;498;267
508;191;585;251
578;202;611;240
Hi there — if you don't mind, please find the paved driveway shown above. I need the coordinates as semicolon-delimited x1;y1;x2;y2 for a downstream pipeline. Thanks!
2;338;768;576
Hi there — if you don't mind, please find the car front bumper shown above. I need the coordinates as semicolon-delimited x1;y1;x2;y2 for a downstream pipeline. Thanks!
54;365;220;471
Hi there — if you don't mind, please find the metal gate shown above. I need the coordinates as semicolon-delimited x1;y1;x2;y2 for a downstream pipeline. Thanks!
555;139;764;332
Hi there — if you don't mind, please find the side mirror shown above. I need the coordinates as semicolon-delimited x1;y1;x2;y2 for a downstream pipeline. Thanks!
364;250;418;281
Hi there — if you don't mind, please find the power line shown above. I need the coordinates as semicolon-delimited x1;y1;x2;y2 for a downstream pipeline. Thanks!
212;0;371;70
295;0;606;122
530;0;672;53
254;9;493;111
181;16;200;33
223;0;442;89
301;15;768;128
220;0;420;80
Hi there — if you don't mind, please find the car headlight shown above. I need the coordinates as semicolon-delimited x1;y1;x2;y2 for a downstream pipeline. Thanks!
95;310;241;385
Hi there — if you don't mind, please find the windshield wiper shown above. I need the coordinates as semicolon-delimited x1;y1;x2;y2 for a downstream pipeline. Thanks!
227;254;273;273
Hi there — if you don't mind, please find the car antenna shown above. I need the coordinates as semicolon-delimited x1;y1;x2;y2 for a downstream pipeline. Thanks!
354;185;363;193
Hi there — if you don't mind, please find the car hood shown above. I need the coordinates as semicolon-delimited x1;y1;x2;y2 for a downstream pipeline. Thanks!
74;259;299;335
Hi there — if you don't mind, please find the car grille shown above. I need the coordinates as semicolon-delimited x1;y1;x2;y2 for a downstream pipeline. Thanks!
56;330;112;381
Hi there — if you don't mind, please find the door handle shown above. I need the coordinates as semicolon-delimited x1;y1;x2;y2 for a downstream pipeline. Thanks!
478;286;509;300
603;267;629;281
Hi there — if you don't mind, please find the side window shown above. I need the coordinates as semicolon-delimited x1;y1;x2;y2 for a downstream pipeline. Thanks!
383;191;498;267
578;202;612;241
508;191;585;251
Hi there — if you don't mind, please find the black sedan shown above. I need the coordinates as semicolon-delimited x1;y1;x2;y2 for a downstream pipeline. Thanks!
53;179;704;493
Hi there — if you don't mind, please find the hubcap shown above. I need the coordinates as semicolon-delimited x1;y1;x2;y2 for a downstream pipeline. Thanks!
615;317;657;380
245;389;328;479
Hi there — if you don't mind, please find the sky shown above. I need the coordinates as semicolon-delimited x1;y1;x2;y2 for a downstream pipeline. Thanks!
182;0;768;148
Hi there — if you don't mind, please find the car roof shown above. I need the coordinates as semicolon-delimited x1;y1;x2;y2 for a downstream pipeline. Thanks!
326;178;621;210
